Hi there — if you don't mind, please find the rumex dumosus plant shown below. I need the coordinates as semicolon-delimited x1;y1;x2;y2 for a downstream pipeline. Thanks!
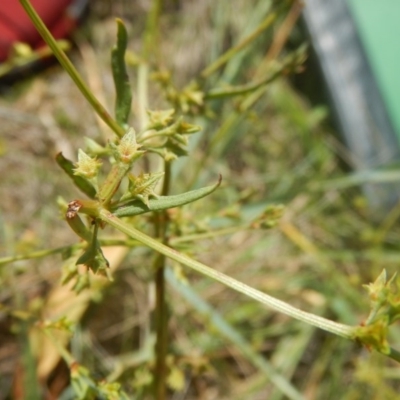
1;0;400;398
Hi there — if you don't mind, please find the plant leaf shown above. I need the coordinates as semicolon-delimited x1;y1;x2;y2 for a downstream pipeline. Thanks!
113;175;222;217
76;235;110;274
111;18;132;126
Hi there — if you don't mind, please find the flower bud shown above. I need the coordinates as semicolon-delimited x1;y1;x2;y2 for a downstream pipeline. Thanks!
73;149;102;179
113;128;144;163
146;109;175;129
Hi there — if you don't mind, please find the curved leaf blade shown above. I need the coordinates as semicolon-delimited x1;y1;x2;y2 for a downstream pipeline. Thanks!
111;18;132;126
113;175;222;217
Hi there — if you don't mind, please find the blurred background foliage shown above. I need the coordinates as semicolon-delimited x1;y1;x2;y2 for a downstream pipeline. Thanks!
1;0;400;399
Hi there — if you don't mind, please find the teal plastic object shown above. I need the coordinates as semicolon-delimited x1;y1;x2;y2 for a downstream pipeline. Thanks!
348;0;400;141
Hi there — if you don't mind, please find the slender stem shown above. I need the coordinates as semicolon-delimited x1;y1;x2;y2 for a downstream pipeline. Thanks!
139;2;168;392
154;255;167;400
204;67;282;99
170;225;249;245
98;209;354;339
153;161;171;400
137;0;162;130
161;161;171;197
0;226;250;267
200;13;276;78
21;321;42;400
137;63;149;129
0;245;79;266
143;0;163;60
0;224;245;267
19;0;125;138
43;329;75;366
0;240;143;267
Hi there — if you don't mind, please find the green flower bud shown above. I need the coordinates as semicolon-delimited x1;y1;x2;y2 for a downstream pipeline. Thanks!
181;83;204;106
146;109;175;129
120;171;164;207
73;149;102;179
113;128;144;163
176;120;201;134
251;204;285;229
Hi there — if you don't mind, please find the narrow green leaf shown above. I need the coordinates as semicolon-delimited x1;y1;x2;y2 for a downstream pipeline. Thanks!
113;176;222;217
56;153;96;199
76;224;110;274
76;244;109;274
111;19;132;126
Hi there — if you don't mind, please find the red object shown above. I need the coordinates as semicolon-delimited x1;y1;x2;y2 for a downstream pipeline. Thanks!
0;0;84;61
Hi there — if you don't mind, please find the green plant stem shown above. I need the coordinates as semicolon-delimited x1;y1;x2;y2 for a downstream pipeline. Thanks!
170;225;250;244
153;255;167;400
0;224;245;267
161;161;171;197
20;0;125;138
0;245;78;266
43;328;75;366
138;0;162;131
0;226;250;267
98;209;354;338
204;66;282;99
137;63;149;129
20;321;42;400
153;161;171;400
143;0;163;60
98;210;400;363
200;13;276;78
0;239;144;268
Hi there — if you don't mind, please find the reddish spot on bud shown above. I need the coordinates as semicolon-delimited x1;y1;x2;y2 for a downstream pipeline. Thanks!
66;200;82;219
